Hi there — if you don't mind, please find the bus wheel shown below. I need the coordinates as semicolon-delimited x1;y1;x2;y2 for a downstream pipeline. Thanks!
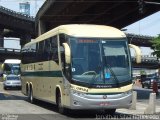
57;92;65;114
28;88;34;104
104;109;116;115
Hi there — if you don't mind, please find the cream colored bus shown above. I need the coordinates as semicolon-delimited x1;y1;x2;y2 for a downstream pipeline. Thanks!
21;24;141;114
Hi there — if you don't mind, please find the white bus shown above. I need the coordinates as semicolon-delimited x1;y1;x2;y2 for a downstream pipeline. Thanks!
21;24;141;114
2;59;21;80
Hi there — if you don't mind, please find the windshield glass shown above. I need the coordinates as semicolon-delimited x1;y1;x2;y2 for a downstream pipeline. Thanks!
70;37;131;87
4;63;20;75
7;76;20;81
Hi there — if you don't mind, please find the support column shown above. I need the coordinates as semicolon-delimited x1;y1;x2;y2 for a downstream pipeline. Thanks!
144;93;156;114
130;91;137;110
0;29;4;47
38;20;46;36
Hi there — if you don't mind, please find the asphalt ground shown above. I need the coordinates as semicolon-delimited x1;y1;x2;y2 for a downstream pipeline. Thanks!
0;81;160;120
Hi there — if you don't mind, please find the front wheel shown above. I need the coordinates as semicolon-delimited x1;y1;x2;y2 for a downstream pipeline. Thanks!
57;92;66;114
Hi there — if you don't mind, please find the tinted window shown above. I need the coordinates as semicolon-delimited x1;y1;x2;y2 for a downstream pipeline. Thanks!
7;76;20;80
37;41;45;61
29;44;37;63
22;36;59;63
50;36;58;63
21;43;37;64
21;46;29;64
44;39;51;60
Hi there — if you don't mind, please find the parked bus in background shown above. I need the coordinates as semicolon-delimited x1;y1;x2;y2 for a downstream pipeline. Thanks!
21;24;141;114
1;59;21;80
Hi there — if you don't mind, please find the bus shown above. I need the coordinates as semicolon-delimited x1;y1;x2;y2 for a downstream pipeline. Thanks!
2;59;21;80
21;24;141;114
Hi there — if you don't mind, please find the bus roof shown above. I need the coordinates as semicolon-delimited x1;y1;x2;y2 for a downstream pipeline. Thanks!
25;24;126;47
4;59;21;64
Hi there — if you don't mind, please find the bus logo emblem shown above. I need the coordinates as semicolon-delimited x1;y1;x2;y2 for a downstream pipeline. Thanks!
103;95;107;99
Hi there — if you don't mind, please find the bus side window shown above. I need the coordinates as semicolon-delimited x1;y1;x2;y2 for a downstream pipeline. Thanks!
35;43;39;62
37;41;45;62
44;39;51;61
30;43;36;63
50;36;59;64
21;46;28;64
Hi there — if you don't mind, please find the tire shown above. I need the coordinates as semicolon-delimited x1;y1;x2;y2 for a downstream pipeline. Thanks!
28;87;35;104
104;109;116;115
57;92;65;114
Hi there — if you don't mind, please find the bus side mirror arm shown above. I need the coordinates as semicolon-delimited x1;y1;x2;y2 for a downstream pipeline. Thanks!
129;44;142;63
62;43;71;64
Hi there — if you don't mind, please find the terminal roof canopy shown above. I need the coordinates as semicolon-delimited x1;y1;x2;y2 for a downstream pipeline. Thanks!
36;0;160;33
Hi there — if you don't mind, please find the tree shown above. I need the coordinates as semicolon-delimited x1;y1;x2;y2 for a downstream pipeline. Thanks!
151;35;160;58
140;70;146;75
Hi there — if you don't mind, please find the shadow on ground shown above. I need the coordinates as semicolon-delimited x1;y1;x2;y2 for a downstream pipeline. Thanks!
30;100;140;119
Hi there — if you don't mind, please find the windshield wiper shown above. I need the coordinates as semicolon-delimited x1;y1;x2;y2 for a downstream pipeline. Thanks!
89;65;101;86
106;64;119;87
90;74;97;84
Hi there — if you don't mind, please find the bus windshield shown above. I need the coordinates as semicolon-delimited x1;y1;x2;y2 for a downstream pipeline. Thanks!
4;63;20;75
70;37;131;88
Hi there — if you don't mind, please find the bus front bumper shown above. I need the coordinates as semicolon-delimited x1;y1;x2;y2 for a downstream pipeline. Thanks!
69;90;132;110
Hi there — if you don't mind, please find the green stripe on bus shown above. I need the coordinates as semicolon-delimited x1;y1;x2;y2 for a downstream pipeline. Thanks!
21;71;62;77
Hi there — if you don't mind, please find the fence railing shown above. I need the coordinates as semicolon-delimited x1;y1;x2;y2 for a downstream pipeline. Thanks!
0;48;20;54
132;56;159;64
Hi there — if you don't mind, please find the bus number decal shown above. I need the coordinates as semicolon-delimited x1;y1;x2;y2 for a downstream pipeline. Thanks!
38;63;43;70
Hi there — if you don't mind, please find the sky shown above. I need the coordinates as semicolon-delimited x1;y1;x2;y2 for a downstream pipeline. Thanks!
124;11;160;37
0;0;160;55
124;11;160;56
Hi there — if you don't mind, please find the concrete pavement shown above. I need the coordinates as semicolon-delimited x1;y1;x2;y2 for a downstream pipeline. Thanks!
117;86;160;115
117;101;160;115
1;81;160;116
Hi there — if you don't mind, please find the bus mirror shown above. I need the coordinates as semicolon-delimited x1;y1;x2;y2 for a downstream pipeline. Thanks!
129;44;141;63
62;43;71;64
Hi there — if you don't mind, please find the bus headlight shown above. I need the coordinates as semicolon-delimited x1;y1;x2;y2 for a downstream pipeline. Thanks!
123;90;132;96
72;90;86;97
